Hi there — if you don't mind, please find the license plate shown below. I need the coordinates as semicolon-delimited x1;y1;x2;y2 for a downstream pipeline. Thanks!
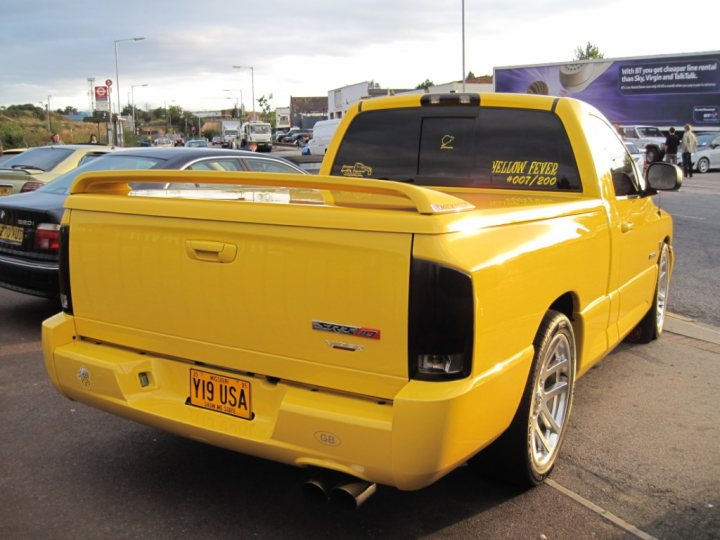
189;368;252;419
0;224;23;244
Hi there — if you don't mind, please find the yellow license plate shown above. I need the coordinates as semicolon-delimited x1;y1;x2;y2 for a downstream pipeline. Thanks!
0;224;23;244
189;368;252;419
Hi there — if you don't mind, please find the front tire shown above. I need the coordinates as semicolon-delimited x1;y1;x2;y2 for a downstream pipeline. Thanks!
476;311;576;487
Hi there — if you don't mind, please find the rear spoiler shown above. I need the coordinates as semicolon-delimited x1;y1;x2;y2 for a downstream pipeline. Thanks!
69;170;475;216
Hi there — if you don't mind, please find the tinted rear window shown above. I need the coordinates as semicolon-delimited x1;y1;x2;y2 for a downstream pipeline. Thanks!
0;147;73;171
330;106;581;192
39;153;165;194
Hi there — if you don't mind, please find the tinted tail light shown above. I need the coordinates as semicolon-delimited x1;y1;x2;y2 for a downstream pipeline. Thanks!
409;259;474;380
21;181;45;193
34;223;61;250
59;225;73;314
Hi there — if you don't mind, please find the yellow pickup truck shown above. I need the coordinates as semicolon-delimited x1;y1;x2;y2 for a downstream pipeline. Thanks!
42;93;681;506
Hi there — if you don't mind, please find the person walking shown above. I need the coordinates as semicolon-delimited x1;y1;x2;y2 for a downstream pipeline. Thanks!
88;134;99;144
663;127;680;165
681;124;697;178
50;132;64;145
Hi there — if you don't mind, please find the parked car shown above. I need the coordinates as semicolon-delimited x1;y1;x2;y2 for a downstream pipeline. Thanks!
624;142;645;172
0;144;113;195
185;139;209;148
211;136;223;146
283;130;312;145
693;134;720;173
0;147;308;299
619;125;666;163
153;137;173;147
306;119;341;155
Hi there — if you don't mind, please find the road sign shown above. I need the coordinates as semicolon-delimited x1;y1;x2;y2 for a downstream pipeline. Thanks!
106;79;113;87
95;86;110;111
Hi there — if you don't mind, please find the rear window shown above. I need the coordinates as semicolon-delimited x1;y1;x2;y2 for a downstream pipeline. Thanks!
330;106;581;192
39;153;165;194
0;147;73;171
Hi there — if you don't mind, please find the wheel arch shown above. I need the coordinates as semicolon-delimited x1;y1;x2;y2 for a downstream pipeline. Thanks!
547;292;581;367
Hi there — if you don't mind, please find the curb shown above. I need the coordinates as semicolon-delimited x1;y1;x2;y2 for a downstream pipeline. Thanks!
665;313;720;345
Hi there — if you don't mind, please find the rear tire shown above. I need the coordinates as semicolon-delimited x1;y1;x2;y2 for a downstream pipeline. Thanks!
626;243;670;344
475;311;576;487
646;147;660;163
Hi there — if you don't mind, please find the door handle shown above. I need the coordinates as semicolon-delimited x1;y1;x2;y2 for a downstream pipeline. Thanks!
185;240;237;263
620;221;634;233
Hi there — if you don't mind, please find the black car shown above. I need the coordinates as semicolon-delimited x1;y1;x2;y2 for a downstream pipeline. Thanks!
0;147;307;299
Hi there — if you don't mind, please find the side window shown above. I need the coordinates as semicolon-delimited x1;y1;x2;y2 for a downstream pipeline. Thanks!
586;115;643;197
244;159;300;174
186;159;243;171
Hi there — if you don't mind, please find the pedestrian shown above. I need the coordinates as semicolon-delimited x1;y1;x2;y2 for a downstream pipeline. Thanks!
50;132;64;145
663;127;680;165
88;134;98;144
680;124;697;178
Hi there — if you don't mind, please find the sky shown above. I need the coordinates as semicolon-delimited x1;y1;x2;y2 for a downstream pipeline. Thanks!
1;0;718;115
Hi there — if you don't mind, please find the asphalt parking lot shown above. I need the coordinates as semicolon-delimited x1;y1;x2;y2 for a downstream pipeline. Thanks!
1;289;719;539
1;166;719;540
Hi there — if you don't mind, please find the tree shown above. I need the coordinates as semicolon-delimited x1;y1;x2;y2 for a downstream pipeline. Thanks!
257;94;274;124
416;79;434;90
574;42;604;60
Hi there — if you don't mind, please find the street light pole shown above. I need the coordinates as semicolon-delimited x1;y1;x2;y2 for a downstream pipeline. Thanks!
462;0;466;92
46;95;51;132
232;65;254;121
131;84;148;136
113;36;145;145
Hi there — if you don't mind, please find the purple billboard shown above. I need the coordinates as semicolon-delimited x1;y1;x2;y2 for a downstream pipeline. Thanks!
494;52;719;127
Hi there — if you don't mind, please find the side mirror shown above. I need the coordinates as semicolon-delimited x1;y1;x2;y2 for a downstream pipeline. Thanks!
646;162;682;191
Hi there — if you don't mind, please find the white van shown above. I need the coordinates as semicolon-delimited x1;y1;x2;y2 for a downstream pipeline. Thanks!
306;119;340;155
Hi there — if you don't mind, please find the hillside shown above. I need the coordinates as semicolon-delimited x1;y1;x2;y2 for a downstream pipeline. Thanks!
0;108;104;149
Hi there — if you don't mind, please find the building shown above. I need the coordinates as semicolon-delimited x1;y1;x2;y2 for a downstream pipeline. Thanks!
289;96;327;129
328;81;413;120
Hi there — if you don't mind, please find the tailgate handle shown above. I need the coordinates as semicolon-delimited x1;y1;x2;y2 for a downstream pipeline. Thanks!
185;240;237;263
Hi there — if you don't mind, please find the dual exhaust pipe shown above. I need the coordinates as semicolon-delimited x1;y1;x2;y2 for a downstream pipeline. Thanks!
303;473;377;509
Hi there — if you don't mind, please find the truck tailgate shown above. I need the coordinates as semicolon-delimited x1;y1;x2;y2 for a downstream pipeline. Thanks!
68;208;413;398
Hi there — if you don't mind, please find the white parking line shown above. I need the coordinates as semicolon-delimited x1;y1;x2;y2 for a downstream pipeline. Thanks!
546;479;658;540
671;214;705;221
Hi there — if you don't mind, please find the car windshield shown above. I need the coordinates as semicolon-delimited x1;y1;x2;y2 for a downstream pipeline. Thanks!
696;133;716;148
638;127;663;138
0;147;73;171
250;125;271;134
37;153;166;194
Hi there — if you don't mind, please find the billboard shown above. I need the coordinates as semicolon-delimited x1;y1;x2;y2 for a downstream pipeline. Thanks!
494;52;719;127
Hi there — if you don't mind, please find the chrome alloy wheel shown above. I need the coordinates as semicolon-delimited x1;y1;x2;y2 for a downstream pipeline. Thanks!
656;244;670;334
529;332;573;473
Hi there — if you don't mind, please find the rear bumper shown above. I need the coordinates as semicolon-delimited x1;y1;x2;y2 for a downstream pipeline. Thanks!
0;252;59;297
42;312;532;490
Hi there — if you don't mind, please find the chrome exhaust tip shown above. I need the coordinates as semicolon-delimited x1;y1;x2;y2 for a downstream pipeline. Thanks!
329;481;377;510
301;472;345;504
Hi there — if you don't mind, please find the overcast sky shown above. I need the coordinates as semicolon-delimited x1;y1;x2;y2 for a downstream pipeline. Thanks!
1;0;717;114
